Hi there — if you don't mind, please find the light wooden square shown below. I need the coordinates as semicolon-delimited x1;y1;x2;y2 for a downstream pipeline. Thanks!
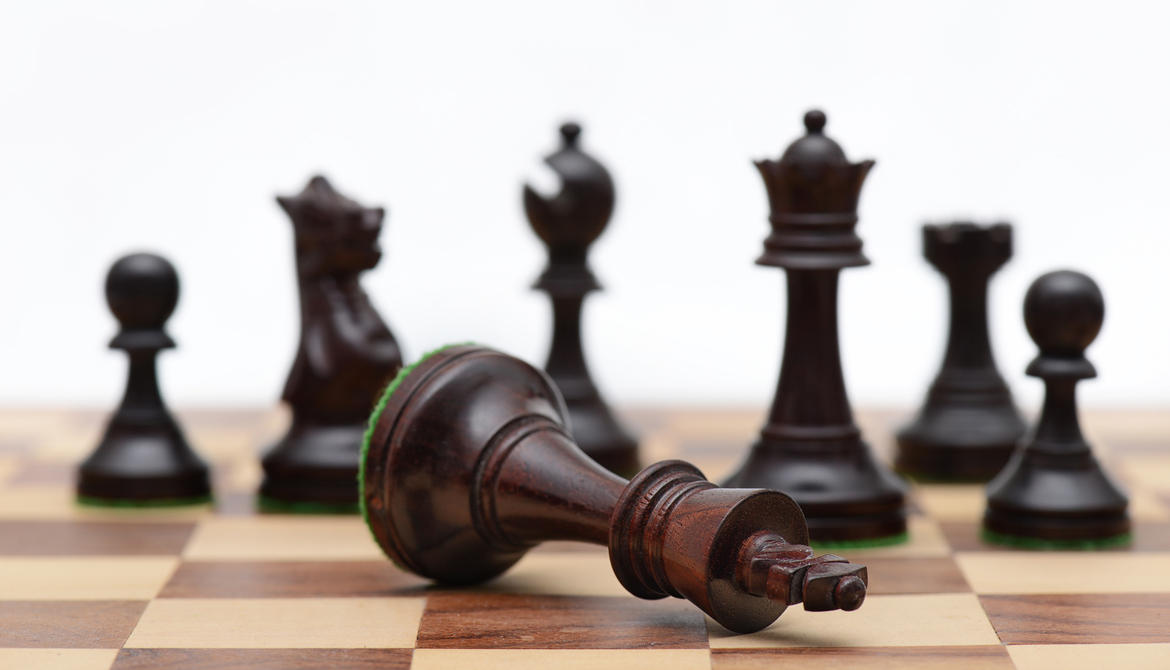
956;552;1170;594
0;486;209;522
0;557;177;600
0;649;119;670
123;597;424;648
410;649;711;670
914;484;986;522
707;594;1000;648
1122;455;1170;493
1008;643;1170;670
182;516;384;561
482;551;629;598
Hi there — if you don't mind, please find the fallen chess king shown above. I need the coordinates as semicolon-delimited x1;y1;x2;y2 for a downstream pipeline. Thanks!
360;345;869;634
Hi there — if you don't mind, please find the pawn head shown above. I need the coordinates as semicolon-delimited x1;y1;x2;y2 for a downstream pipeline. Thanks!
106;253;179;330
1024;270;1104;356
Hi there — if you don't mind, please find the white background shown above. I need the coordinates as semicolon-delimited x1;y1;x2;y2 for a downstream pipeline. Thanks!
1;1;1167;411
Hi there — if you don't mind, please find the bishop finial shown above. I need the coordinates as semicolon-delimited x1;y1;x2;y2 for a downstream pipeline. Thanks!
560;122;582;148
804;110;827;134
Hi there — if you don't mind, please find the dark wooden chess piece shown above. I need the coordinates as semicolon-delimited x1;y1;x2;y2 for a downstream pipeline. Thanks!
261;176;402;512
361;345;868;634
722;111;907;545
524;123;639;476
983;270;1130;548
77;253;211;506
895;223;1027;481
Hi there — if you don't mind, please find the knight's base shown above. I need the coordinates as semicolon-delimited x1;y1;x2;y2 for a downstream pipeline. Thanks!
260;421;364;513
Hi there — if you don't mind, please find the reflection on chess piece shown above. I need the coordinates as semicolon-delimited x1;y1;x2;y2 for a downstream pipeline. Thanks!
361;345;868;634
896;223;1027;481
261;176;402;512
77;253;211;506
524;123;640;476
983;271;1130;548
722;110;907;545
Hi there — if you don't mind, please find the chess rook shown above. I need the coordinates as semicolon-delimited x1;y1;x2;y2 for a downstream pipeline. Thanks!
983;271;1130;547
77;253;211;505
261;176;402;512
896;223;1026;480
361;345;868;634
524;123;640;476
722;111;907;544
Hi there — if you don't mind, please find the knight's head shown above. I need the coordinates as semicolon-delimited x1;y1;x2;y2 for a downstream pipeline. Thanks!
278;176;385;278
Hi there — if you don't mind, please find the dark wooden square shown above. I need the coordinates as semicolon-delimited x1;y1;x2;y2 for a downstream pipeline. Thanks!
112;649;412;669
417;593;708;649
159;561;428;598
981;593;1170;644
859;557;971;594
0;601;147;648
0;521;195;556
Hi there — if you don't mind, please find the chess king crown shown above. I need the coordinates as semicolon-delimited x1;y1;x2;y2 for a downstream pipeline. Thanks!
755;110;874;270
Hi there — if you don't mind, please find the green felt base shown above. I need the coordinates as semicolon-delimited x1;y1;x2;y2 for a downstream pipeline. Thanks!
76;494;212;509
359;343;475;543
980;527;1132;551
257;496;358;515
810;531;910;551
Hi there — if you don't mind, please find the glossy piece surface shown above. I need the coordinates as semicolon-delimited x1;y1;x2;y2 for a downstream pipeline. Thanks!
896;223;1026;480
983;270;1130;544
525;124;639;476
261;176;402;510
362;346;867;633
77;254;211;504
723;111;907;543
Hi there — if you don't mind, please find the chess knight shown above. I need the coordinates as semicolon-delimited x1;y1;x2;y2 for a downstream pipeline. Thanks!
261;176;402;511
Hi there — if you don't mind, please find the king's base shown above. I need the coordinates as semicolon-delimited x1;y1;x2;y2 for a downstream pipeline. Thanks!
723;438;908;545
260;421;364;513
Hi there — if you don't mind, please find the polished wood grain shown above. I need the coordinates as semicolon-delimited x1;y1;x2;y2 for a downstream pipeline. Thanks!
158;561;427;598
981;593;1170;644
362;345;868;634
417;593;707;649
941;521;1170;552
0;601;147;648
112;649;412;670
0;521;195;555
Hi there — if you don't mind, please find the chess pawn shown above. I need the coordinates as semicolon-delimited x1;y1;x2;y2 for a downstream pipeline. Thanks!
983;271;1130;547
77;254;211;505
723;111;907;544
524;123;640;476
261;176;402;512
895;223;1026;480
362;345;868;635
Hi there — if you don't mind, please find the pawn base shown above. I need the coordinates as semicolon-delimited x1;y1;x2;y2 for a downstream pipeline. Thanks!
77;422;212;506
981;527;1132;550
260;420;365;513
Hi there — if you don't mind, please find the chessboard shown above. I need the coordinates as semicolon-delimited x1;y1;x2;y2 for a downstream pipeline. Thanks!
1;407;1168;670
